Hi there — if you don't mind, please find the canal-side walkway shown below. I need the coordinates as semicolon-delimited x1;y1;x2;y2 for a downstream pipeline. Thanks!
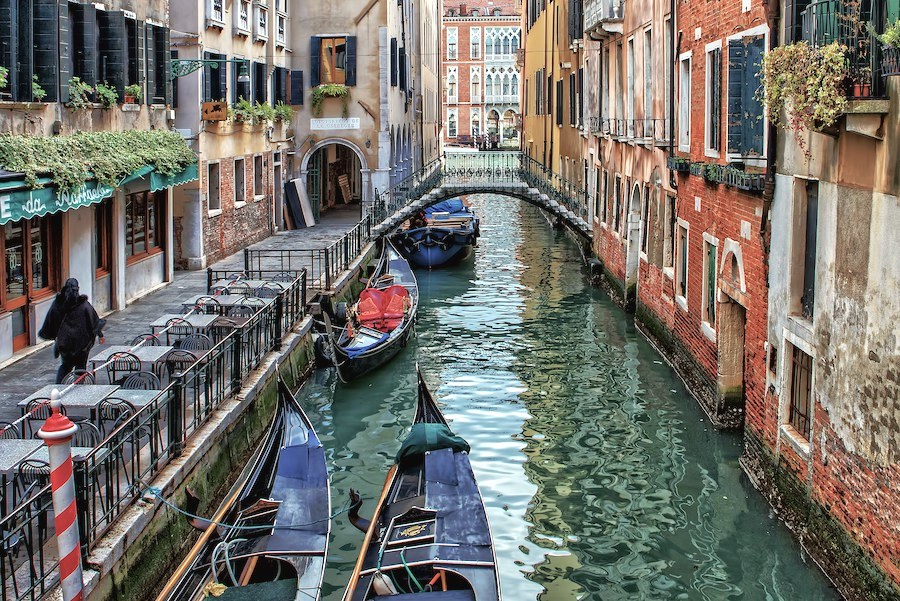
0;207;360;425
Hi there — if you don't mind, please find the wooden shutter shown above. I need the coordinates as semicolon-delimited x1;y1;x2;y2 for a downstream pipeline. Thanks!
726;40;744;155
398;49;407;91
278;67;287;103
345;35;357;86
219;55;228;101
15;0;33;100
72;2;97;87
128;18;145;96
144;23;155;104
742;36;765;156
289;69;304;105
709;48;721;151
0;0;18;97
203;51;213;102
309;37;320;87
390;37;398;87
58;1;71;103
98;10;127;96
162;27;172;106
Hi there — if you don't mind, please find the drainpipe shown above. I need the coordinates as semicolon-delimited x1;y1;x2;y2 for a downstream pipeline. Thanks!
669;0;677;160
760;0;781;289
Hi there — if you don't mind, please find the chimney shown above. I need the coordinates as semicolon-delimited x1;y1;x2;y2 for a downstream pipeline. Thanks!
460;4;468;16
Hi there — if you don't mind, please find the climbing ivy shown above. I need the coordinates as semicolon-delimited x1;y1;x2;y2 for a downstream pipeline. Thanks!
0;129;197;191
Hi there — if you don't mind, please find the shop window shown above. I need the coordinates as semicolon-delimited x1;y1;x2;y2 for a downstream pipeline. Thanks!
95;199;113;275
207;163;221;212
787;344;813;440
126;191;164;260
254;155;264;197
235;157;246;204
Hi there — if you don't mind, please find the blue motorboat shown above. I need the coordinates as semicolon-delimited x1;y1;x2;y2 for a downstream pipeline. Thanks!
392;198;480;268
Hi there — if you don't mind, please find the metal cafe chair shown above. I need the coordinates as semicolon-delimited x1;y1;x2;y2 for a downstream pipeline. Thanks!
164;350;197;378
61;369;96;385
24;398;61;438
179;334;212;352
0;420;20;439
106;351;142;385
227;305;257;318
253;284;281;299
270;272;296;283
193;295;222;315
165;317;194;346
13;459;50;508
131;333;162;347
121;371;161;391
72;421;102;448
98;397;137;438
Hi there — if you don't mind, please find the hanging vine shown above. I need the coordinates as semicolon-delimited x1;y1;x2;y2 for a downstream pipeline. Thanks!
0;129;197;191
310;84;350;117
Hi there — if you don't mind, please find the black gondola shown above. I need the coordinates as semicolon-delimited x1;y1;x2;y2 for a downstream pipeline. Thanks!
156;376;330;601
343;368;501;600
391;198;480;269
322;239;419;382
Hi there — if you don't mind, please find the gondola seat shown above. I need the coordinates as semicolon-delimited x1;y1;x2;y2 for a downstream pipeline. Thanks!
357;286;410;331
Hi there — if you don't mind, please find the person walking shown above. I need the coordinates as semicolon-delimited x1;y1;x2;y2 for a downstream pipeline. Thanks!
39;278;106;384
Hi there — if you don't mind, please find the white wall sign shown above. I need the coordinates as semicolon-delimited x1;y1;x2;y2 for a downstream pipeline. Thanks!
310;118;361;131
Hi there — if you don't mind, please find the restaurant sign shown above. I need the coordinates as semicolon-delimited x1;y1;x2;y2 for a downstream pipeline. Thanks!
0;179;116;225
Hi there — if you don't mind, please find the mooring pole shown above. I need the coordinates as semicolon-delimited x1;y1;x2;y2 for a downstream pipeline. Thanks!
37;389;84;601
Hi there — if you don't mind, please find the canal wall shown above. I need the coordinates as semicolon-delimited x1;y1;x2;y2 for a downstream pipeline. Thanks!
742;431;900;601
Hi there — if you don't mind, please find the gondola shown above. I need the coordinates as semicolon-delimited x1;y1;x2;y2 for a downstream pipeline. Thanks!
156;376;330;601
391;198;480;269
343;368;501;600
321;239;419;382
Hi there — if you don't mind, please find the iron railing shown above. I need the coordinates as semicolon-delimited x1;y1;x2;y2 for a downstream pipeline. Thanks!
1;484;55;601
801;0;887;98
590;117;670;143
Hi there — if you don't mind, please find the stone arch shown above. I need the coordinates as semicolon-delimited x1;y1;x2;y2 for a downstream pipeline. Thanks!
720;238;747;294
299;137;371;208
629;181;642;214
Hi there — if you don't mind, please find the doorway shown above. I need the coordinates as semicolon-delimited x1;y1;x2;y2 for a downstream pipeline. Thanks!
624;184;642;309
305;143;362;220
717;298;747;417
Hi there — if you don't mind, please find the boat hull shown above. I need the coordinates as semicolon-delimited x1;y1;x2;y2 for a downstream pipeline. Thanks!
393;226;477;269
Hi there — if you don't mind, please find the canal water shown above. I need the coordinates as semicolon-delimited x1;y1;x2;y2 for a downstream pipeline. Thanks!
299;195;839;600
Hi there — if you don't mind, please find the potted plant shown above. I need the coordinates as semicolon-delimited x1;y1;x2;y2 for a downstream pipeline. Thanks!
310;83;350;117
666;155;691;173
689;161;706;178
254;101;276;123
31;75;46;102
0;66;8;91
95;82;118;108
873;19;900;76
230;97;255;123
124;83;142;104
66;77;94;110
274;101;293;123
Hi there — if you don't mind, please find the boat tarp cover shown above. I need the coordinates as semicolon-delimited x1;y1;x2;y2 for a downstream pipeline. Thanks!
212;578;297;601
372;592;476;600
425;199;466;216
396;423;470;462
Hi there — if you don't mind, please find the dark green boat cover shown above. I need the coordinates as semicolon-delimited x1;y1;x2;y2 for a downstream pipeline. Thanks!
212;578;297;600
396;423;470;462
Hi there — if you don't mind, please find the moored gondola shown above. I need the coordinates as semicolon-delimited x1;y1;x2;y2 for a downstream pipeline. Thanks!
156;376;330;601
343;368;501;600
391;198;480;269
321;239;419;382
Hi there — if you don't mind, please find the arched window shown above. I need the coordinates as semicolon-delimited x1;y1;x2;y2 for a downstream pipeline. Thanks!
471;73;481;102
448;110;458;138
471;110;480;136
511;73;519;98
511;35;519;54
502;74;510;96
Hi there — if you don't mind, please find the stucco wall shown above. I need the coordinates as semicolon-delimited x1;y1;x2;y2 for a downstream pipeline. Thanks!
125;253;165;303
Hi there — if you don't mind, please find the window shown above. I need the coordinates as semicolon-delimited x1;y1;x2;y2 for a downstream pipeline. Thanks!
787;344;813;441
664;19;672;123
447;27;458;60
95;200;113;275
253;61;267;104
275;0;287;13
727;35;766;156
679;54;691;150
664;195;676;268
640;187;650;254
534;70;543;114
276;15;286;45
255;5;268;40
206;163;221;211
237;0;251;33
146;24;170;105
234;157;246;204
616;42;624;123
470;28;481;59
232;56;250;104
601;171;609;223
555;79;563;126
317;37;348;85
569;73;576;126
126;190;164;260
272;67;289;104
471;108;480;136
703;239;717;324
254;155;264;197
601;48;609;120
627;38;635;130
471;68;481;103
448;109;458;137
203;52;227;102
796;179;818;320
706;46;722;153
676;222;689;299
447;67;458;103
643;29;653;120
613;175;622;232
594;169;602;219
209;0;224;24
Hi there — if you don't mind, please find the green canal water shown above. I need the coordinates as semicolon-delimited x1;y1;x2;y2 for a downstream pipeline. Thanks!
299;195;839;600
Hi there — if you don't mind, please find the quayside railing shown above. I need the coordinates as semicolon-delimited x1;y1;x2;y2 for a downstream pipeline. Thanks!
1;272;307;601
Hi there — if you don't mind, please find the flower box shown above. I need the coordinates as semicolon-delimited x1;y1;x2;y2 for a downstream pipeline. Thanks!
689;161;706;178
666;156;691;173
703;163;724;184
722;167;765;192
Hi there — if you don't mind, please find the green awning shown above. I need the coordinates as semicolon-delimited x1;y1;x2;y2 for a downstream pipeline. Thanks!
0;162;198;226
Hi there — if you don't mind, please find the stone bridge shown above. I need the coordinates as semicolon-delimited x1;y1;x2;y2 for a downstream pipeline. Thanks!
370;151;593;242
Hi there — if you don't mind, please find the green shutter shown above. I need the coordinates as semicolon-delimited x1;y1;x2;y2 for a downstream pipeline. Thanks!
309;37;320;87
144;24;155;104
0;0;18;98
742;35;765;156
58;0;71;103
98;10;127;96
709;48;721;151
72;3;97;87
345;35;357;86
15;0;33;101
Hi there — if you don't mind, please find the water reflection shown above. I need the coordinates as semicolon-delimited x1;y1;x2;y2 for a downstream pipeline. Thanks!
297;195;837;600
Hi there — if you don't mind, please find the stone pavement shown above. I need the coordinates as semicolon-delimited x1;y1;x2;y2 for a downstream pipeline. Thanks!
0;207;361;424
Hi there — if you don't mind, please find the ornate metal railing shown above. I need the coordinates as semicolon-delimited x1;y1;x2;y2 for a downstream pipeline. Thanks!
590;117;670;143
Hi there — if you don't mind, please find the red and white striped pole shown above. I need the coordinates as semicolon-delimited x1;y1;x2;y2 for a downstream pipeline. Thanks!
37;389;84;601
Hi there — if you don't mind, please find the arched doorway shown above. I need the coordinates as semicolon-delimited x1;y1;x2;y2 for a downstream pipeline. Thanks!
487;109;500;148
624;183;643;308
302;139;366;222
502;109;517;145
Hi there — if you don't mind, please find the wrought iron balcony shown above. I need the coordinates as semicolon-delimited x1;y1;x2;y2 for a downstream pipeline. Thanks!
584;0;624;35
800;0;888;99
590;117;671;145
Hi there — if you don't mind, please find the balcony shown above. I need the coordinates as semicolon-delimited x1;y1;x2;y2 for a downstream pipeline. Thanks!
584;0;623;36
801;0;887;99
484;93;519;104
590;117;670;145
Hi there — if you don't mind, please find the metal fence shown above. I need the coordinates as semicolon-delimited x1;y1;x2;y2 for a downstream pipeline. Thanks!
1;272;307;601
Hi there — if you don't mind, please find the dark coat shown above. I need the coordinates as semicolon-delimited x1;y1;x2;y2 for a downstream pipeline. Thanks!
39;295;105;358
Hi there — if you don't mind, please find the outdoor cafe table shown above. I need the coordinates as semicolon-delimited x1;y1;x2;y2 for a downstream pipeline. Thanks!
209;279;286;292
0;439;91;517
18;384;120;418
181;295;271;313
149;313;219;337
88;345;178;380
